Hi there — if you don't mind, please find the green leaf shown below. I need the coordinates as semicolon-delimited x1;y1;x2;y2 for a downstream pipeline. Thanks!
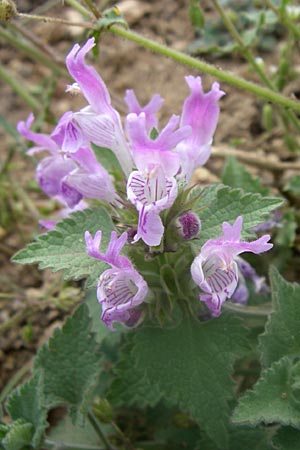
1;420;33;450
259;268;300;367
189;0;205;29
95;6;128;30
233;356;300;428
12;207;115;287
222;156;269;195
275;210;296;247
108;337;162;408
34;304;102;423
92;145;124;180
6;372;47;448
193;184;282;243
284;175;300;195
196;426;272;450
128;315;248;448
47;416;104;450
273;426;300;450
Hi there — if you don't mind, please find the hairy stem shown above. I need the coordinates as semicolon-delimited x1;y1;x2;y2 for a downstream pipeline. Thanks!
82;0;101;18
264;0;300;40
17;12;93;27
13;0;300;113
223;302;272;317
9;22;66;66
0;26;65;75
111;421;135;450
0;360;32;404
211;0;300;134
108;25;300;113
87;412;115;450
64;0;94;18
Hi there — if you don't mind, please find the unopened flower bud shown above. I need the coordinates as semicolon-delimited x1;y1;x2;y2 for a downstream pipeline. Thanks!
0;0;17;21
93;397;113;423
176;211;201;240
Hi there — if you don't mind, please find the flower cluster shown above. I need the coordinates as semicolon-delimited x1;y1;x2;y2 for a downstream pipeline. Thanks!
18;37;273;328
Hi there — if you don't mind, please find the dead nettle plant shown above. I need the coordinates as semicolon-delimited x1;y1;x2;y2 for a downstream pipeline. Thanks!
1;1;300;449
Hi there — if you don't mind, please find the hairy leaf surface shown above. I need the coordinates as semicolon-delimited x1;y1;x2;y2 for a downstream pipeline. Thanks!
233;356;300;428
259;268;300;367
129;315;248;448
1;420;33;450
222;156;269;195
192;184;282;243
6;372;47;448
12;207;115;287
34;304;102;423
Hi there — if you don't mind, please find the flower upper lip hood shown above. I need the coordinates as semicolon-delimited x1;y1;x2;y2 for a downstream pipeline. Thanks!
125;89;164;132
66;38;117;119
126;112;191;178
65;37;134;177
176;76;225;182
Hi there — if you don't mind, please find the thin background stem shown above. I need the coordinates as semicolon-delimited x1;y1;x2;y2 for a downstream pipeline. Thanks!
87;412;115;450
108;25;300;113
211;0;300;134
10;0;300;114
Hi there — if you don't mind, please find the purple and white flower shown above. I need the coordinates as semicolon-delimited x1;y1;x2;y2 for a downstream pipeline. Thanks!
176;76;225;183
65;38;134;176
191;216;272;317
85;230;148;329
17;114;118;207
126;113;190;246
127;166;178;246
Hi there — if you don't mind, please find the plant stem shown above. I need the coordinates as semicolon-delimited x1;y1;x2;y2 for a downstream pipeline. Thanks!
0;360;32;404
82;0;101;18
9;22;66;66
17;12;93;27
211;0;300;134
211;0;272;88
0;26;64;76
111;421;135;450
0;63;39;111
13;0;300;115
64;0;94;18
108;25;300;113
223;302;272;317
212;145;300;172
87;412;115;450
0;308;34;334
264;0;300;40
